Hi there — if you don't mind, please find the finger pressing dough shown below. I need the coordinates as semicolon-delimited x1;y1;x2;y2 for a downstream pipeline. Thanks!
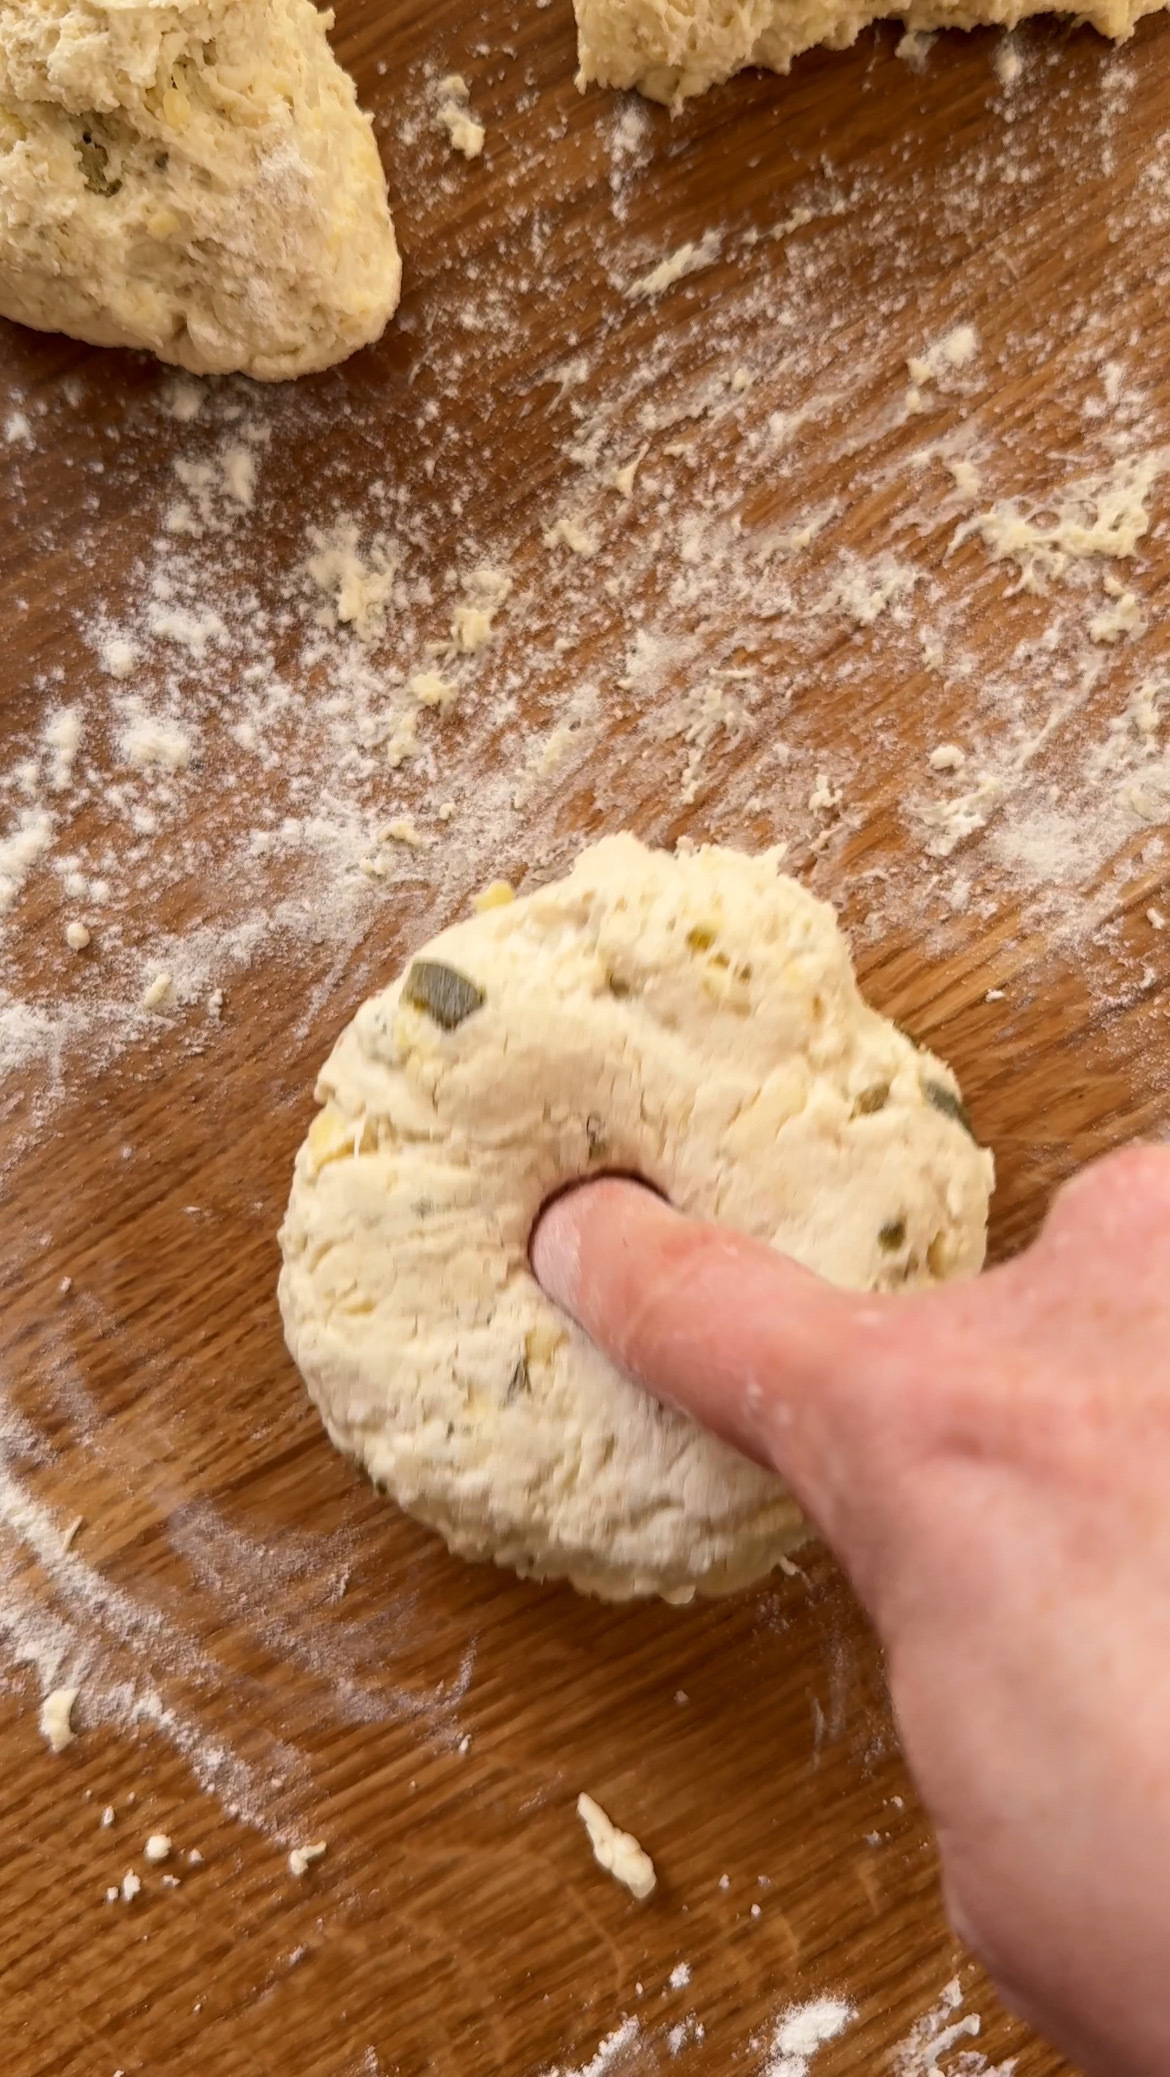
574;0;1163;105
278;835;993;1602
0;0;400;379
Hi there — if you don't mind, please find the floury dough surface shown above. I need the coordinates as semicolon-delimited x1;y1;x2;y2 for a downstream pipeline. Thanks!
573;0;1165;105
0;0;401;379
278;836;994;1602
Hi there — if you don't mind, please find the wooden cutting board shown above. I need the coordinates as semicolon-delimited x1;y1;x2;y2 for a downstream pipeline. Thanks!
3;3;1168;2071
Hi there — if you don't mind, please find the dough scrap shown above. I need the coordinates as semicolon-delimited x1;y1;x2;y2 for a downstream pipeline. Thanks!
0;0;401;378
577;1792;657;1900
39;1684;79;1753
278;835;993;1602
573;0;1164;105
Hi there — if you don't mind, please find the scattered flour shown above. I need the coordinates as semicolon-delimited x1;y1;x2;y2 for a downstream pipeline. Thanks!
892;1978;1017;2075
765;1997;858;2077
118;714;195;773
545;2017;640;2077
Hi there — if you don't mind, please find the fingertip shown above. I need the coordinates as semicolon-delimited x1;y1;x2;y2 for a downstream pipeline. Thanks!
530;1187;587;1315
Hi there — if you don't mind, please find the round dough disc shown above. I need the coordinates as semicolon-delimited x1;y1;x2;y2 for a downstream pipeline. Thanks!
278;835;993;1602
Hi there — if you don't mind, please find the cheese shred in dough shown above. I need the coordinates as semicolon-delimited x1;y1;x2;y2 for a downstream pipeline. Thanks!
573;0;1165;105
0;0;401;378
278;836;993;1603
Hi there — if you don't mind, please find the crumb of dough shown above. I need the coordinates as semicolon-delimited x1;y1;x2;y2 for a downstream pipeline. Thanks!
958;451;1163;593
101;1805;115;1828
947;458;983;500
435;75;485;160
60;1514;84;1550
407;669;457;709
383;818;425;849
450;566;512;654
142;972;174;1012
908;324;979;386
625;229;721;301
144;1833;172;1863
39;1685;79;1753
544;516;600;557
288;1841;327;1877
895;27;936;65
120;1870;141;1903
577;1792;656;1901
994;36;1024;84
473;881;516;912
1089;579;1145;644
65;920;91;951
305;523;400;641
929;744;967;772
608;450;646;497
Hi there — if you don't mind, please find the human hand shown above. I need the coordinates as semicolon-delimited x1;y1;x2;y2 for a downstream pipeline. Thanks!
531;1148;1170;2077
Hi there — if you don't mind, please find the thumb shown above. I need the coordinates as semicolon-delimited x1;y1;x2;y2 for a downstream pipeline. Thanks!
531;1175;943;1569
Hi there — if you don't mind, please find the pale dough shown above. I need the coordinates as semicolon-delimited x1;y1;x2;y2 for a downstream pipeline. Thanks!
278;835;993;1602
577;1792;657;1899
0;0;401;379
574;0;1164;105
39;1684;79;1753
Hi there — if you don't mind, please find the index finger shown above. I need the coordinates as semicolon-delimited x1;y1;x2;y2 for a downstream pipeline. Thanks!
531;1176;910;1550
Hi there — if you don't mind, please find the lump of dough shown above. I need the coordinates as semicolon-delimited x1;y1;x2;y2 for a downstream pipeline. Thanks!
0;0;401;379
577;1792;657;1900
39;1684;79;1753
573;0;1164;106
278;835;993;1603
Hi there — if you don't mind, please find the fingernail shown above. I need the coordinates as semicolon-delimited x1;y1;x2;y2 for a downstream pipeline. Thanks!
530;1192;584;1315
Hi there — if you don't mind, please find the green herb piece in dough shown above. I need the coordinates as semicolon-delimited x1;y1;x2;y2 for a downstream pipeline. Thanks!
404;959;485;1031
506;1355;531;1401
879;1219;907;1252
924;1080;975;1137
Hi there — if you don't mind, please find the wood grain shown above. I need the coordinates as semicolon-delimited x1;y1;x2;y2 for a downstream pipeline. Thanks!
3;2;1170;2071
